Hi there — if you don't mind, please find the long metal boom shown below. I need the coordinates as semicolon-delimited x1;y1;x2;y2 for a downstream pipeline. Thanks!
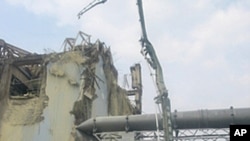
77;0;107;19
136;0;173;140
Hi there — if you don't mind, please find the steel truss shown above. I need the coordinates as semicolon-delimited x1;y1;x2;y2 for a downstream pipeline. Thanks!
0;39;30;59
61;31;91;51
174;128;229;141
92;128;229;141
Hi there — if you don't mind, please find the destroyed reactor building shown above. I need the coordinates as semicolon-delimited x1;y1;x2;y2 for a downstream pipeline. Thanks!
0;32;250;141
0;32;141;141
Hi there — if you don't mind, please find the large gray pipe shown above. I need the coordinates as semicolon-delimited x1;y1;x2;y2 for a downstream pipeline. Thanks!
77;107;250;133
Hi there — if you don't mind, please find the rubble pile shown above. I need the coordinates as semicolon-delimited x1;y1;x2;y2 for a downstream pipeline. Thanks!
0;36;135;141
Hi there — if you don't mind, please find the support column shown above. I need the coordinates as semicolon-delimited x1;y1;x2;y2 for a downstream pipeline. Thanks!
0;63;12;100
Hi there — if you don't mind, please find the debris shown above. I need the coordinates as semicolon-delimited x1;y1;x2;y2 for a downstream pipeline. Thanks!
49;63;65;77
0;34;137;141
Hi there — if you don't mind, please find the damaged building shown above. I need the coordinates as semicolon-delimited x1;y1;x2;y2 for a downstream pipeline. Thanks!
1;32;250;141
0;31;142;141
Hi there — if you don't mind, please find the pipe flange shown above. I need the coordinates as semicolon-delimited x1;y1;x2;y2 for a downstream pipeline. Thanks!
230;106;235;124
93;119;97;133
125;115;130;132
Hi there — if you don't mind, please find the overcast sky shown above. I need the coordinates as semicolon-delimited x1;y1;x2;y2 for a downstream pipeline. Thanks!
1;0;249;113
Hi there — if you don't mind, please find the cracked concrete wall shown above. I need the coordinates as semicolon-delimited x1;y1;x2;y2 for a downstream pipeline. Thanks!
0;41;135;141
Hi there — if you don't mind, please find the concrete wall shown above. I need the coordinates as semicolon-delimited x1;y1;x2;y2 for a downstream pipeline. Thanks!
0;42;135;141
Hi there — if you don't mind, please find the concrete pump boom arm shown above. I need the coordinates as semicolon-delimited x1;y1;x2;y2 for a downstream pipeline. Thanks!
137;0;168;97
78;0;173;140
136;0;173;140
77;0;107;19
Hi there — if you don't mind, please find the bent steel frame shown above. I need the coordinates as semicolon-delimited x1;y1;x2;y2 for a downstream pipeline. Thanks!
0;39;30;59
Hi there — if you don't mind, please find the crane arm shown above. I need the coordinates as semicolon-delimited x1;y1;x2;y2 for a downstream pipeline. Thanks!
137;0;157;69
77;0;173;140
136;0;173;140
77;0;107;19
137;0;168;98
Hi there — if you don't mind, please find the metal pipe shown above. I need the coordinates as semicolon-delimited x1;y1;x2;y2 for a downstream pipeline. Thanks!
173;107;250;129
77;107;250;133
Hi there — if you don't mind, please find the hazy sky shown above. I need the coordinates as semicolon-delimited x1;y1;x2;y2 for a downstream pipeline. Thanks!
1;0;249;113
